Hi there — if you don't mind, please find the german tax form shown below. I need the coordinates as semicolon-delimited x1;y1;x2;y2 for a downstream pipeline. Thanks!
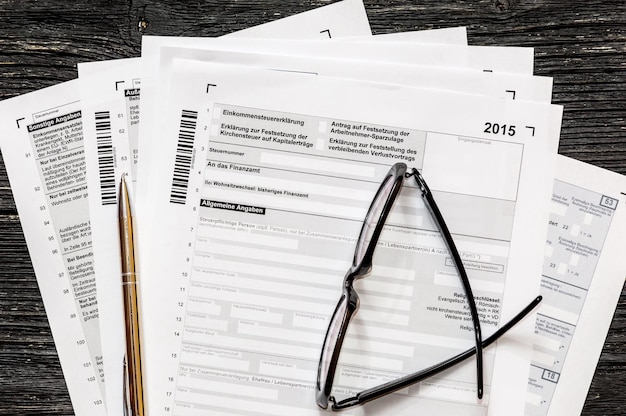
140;60;562;415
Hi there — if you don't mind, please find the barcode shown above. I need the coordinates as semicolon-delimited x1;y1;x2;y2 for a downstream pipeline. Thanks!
169;109;198;204
95;111;116;205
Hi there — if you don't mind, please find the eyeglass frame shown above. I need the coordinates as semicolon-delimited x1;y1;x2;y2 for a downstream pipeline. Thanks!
315;162;542;410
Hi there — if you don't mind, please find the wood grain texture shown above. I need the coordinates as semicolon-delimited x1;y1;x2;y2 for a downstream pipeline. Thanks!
0;1;624;414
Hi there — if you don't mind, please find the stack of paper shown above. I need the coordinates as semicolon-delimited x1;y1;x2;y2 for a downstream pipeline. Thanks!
1;1;624;415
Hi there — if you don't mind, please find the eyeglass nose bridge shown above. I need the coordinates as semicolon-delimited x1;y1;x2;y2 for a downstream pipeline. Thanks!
342;282;360;313
342;266;367;306
348;257;373;278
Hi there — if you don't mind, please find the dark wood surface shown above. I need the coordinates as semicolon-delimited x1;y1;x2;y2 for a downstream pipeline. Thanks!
1;1;624;414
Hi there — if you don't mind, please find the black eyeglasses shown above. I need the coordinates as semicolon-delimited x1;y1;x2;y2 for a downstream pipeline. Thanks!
315;162;542;410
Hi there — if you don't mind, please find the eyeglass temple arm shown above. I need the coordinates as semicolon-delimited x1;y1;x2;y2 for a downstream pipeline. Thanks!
331;295;542;411
409;168;485;399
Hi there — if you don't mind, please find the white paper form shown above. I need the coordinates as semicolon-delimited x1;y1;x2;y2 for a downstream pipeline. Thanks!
139;39;545;295
142;60;562;415
81;2;373;413
77;57;141;413
158;47;553;103
346;27;467;44
525;156;626;416
224;0;370;40
138;36;533;209
135;1;373;324
160;38;535;74
136;0;372;200
0;81;107;416
79;58;141;181
139;38;538;254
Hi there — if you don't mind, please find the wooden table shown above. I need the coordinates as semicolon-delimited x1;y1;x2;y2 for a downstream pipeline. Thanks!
1;1;624;414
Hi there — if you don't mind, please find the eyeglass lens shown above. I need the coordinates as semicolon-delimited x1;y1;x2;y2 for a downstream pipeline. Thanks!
316;293;349;408
354;174;395;265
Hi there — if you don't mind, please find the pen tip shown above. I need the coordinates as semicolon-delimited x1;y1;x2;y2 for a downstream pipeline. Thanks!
120;172;129;186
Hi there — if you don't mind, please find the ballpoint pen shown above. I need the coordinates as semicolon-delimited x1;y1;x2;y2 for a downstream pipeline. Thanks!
119;173;144;416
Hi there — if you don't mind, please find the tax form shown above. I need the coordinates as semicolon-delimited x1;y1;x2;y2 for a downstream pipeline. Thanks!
141;60;562;415
137;36;531;209
0;81;107;416
136;0;373;200
77;1;374;412
138;39;537;249
78;57;141;413
526;156;626;416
